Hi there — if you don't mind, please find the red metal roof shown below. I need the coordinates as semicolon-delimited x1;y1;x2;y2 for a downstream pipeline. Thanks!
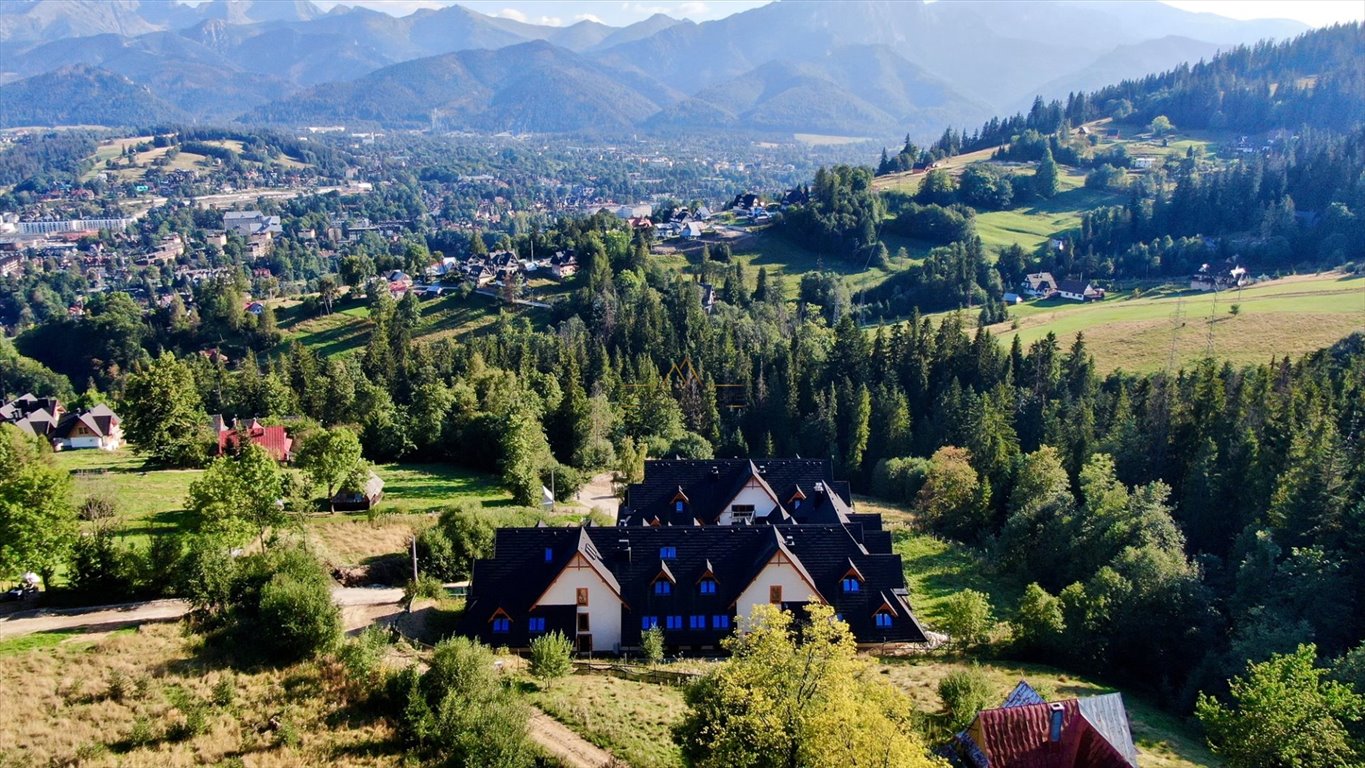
218;424;293;461
969;699;1133;768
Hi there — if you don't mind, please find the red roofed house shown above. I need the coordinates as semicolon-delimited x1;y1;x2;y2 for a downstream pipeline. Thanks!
212;415;294;462
951;681;1139;768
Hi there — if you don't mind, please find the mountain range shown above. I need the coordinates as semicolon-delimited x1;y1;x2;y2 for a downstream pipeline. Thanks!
0;0;1311;137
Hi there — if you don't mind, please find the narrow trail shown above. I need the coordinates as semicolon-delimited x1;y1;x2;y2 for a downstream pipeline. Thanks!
528;709;621;768
0;587;404;639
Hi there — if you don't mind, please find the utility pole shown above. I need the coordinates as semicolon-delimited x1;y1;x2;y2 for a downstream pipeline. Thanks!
410;535;419;583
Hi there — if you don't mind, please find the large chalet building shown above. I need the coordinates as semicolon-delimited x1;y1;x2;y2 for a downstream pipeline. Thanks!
459;459;928;655
0;394;123;451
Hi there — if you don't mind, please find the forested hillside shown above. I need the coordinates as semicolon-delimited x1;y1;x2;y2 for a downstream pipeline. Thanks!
769;23;1365;321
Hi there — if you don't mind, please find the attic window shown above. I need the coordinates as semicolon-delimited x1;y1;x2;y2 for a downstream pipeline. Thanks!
675;500;685;513
544;547;553;563
698;578;717;595
841;577;861;593
874;611;892;629
654;580;673;595
660;546;678;560
492;618;510;633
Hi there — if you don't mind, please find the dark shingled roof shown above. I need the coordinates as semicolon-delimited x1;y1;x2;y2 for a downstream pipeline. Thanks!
619;458;854;526
458;520;926;651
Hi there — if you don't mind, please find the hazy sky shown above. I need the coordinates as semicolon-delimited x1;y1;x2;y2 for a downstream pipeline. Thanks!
304;0;1365;27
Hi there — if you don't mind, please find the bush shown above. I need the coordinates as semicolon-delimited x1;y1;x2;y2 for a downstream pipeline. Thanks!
199;544;340;665
68;524;140;598
395;637;534;767
339;625;391;696
416;504;494;582
405;573;446;602
641;625;665;665
938;666;995;732
529;631;574;681
257;566;341;662
1012;582;1065;655
941;589;994;648
78;495;117;521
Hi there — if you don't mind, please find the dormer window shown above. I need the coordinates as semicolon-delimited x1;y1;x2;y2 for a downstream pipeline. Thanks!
698;578;717;594
841;561;865;594
671;487;689;514
655;580;672;595
675;500;685;513
874;611;892;629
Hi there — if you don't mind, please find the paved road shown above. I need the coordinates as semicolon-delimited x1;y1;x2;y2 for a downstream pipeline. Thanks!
0;587;404;639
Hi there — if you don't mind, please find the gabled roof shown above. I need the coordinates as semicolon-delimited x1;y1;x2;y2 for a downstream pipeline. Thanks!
459;522;927;648
1002;681;1048;709
619;459;855;527
958;690;1139;768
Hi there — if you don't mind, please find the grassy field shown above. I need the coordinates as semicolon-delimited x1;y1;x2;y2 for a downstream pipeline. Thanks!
990;272;1365;372
82;136;307;182
57;449;201;549
280;291;536;359
53;448;518;553
972;172;1118;252
895;531;1023;628
0;624;401;768
527;674;687;768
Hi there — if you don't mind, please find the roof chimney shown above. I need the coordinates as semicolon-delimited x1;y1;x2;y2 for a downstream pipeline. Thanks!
1048;703;1064;743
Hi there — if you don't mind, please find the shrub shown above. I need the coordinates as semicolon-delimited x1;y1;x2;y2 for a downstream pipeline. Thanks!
641;625;665;665
529;631;574;681
941;589;994;648
68;524;140;598
257;567;341;662
78;494;117;521
126;717;156;748
1011;582;1065;655
338;625;391;695
938;666;995;732
212;675;236;708
395;637;533;767
404;573;446;602
416;504;494;581
199;544;340;665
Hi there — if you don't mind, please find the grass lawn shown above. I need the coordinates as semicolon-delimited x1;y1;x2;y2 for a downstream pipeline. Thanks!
282;292;538;358
373;462;512;514
878;657;1218;768
56;449;200;549
54;448;522;551
972;178;1119;252
730;233;912;298
991;272;1365;372
0;623;401;767
894;531;1023;628
527;674;687;768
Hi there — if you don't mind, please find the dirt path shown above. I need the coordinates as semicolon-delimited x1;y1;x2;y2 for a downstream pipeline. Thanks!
528;709;621;768
0;587;405;640
575;472;618;519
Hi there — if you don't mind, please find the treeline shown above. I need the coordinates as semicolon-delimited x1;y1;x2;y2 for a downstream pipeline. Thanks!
921;22;1364;160
0;130;98;188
